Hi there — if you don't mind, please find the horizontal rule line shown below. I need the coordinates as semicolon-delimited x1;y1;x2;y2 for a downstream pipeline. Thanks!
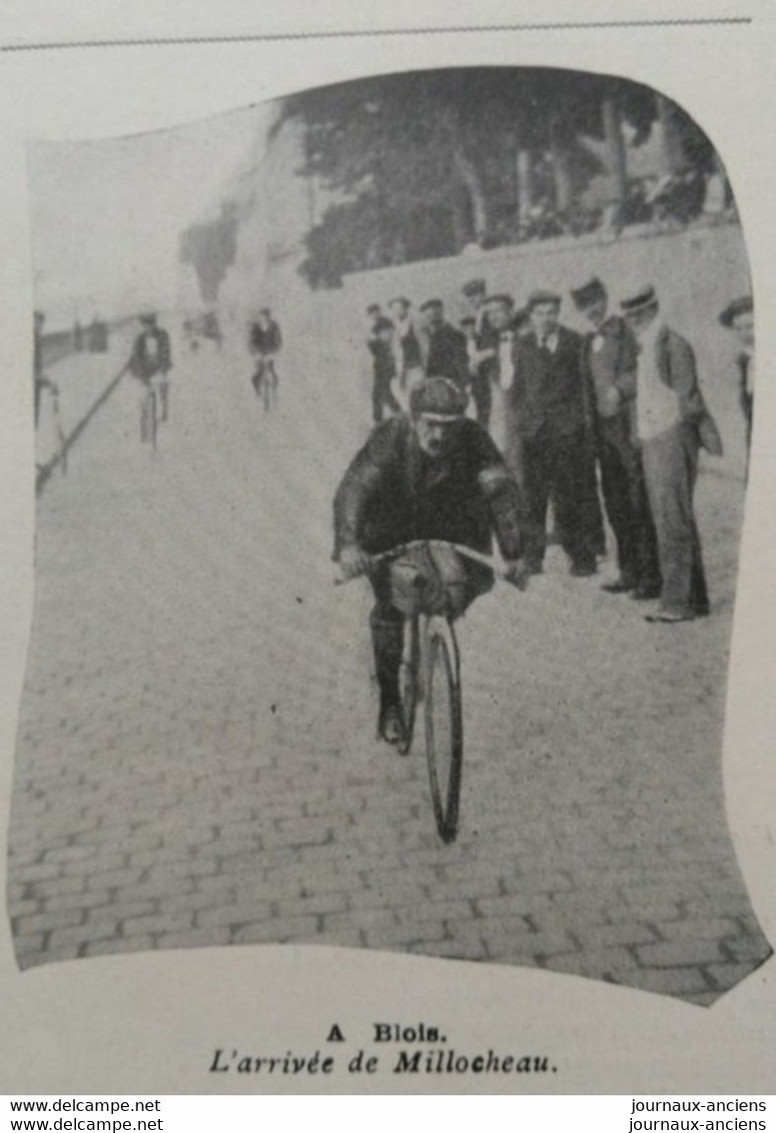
1;17;755;52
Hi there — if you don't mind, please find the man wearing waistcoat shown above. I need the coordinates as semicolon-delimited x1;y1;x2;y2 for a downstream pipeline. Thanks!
505;290;600;576
622;286;723;622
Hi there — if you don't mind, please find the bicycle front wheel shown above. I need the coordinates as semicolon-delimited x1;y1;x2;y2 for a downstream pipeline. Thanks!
424;628;463;843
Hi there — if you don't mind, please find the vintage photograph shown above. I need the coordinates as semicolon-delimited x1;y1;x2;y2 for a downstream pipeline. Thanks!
8;65;771;1006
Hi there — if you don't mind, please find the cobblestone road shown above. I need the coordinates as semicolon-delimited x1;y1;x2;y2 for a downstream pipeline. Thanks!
7;323;772;1004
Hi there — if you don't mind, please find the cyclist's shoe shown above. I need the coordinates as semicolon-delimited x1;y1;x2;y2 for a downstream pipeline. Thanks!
377;703;403;746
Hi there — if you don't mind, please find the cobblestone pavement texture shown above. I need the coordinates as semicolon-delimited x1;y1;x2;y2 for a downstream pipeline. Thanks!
7;322;772;1005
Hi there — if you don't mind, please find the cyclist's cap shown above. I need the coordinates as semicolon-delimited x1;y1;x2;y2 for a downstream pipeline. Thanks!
462;277;487;297
719;295;753;327
527;289;562;310
570;276;607;309
419;298;444;313
621;285;658;316
374;316;394;331
485;292;514;308
410;377;468;420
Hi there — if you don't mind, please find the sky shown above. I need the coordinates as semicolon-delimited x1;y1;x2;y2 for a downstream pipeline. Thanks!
27;102;271;327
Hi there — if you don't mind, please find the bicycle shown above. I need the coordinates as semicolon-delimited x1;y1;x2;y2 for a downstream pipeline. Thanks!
139;382;158;451
339;539;525;844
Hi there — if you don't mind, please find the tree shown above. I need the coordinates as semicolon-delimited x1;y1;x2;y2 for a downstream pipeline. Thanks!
272;67;716;285
179;203;239;304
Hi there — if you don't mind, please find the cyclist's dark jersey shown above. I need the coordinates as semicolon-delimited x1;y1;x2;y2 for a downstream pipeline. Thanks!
250;320;282;356
333;416;525;562
129;329;172;382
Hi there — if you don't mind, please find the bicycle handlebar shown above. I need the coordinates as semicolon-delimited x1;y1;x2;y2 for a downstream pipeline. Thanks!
335;539;527;588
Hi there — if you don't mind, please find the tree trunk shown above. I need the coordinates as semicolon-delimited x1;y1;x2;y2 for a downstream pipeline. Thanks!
549;117;573;217
449;189;471;252
516;147;535;231
452;144;488;246
602;96;627;230
656;94;685;175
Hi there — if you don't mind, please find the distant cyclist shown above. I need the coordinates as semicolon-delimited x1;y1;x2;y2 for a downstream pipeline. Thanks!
333;377;529;744
249;307;283;405
129;311;172;429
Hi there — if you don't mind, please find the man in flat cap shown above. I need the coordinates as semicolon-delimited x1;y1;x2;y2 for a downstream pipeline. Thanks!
387;296;424;409
573;277;661;598
504;290;601;576
419;299;470;391
719;295;754;470
622;285;722;622
333;376;528;744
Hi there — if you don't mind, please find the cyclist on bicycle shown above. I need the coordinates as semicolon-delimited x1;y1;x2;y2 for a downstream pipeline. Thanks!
129;311;173;429
333;376;529;744
249;307;283;400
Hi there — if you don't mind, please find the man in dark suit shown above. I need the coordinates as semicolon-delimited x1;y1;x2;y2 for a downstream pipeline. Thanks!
623;285;722;622
719;295;754;471
387;296;424;410
418;299;470;390
505;290;599;576
573;277;661;599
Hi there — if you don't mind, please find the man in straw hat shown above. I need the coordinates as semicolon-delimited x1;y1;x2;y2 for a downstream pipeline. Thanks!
621;285;722;622
333;377;528;744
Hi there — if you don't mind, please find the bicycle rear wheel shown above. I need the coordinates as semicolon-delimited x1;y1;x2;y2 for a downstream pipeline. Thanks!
396;615;420;755
424;627;463;843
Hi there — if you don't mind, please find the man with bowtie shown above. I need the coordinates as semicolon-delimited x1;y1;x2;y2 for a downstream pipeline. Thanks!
505;290;599;576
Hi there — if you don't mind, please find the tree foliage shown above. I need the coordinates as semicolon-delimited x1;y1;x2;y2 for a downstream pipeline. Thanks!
274;67;720;287
180;203;239;304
